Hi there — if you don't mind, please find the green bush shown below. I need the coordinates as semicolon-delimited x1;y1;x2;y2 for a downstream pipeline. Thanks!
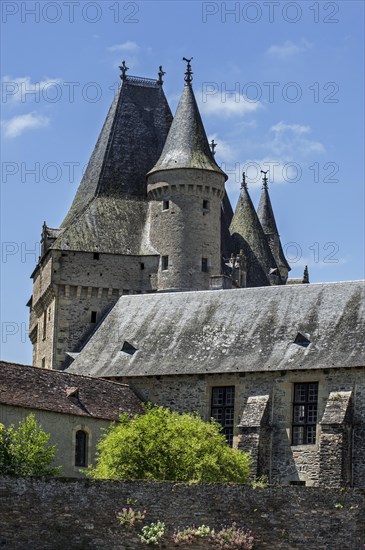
0;414;61;477
87;404;251;483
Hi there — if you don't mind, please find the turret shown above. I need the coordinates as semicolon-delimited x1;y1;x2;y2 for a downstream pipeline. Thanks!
257;171;291;282
229;172;280;287
146;59;227;291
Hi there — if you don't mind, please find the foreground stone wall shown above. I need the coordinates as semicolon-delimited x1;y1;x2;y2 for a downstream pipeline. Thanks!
0;477;364;549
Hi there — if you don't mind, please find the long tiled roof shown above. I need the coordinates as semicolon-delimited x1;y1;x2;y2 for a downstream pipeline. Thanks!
67;281;365;378
0;361;143;420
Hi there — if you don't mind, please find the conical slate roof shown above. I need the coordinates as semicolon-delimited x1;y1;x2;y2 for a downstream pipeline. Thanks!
230;185;280;286
52;76;173;254
61;77;173;229
257;187;290;271
148;82;226;178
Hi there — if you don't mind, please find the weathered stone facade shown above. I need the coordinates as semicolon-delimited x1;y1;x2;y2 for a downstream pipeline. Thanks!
115;367;365;487
29;250;159;370
0;478;364;549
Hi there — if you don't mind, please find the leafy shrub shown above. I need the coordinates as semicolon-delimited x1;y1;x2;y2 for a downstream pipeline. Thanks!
88;404;251;483
0;415;61;477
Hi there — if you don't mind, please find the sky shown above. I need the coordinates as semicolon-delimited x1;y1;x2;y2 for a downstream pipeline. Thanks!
1;0;364;365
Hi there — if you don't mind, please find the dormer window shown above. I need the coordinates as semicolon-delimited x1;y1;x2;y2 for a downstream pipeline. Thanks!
294;333;310;347
121;341;137;355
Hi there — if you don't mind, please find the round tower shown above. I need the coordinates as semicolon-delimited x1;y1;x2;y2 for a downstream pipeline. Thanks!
146;60;227;291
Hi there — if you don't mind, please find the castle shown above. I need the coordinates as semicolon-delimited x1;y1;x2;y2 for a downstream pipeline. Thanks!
25;60;365;487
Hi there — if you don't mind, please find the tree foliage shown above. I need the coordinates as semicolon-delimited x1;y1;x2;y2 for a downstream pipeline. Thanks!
87;405;251;483
0;414;61;477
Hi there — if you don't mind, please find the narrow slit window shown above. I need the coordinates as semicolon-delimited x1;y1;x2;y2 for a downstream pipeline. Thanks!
162;255;169;270
162;200;169;210
75;430;88;467
203;199;209;210
202;258;208;273
140;262;145;270
90;311;97;323
42;310;47;340
93;252;100;260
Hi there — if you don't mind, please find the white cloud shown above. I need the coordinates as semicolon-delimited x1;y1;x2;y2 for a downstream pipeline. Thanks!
2;76;63;104
1;112;49;138
107;41;140;53
269;121;325;156
271;122;310;134
207;133;237;162
199;94;262;118
266;39;312;58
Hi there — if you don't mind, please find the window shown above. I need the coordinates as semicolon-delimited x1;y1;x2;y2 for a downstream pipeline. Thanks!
211;386;235;446
41;357;45;369
140;262;145;270
292;382;318;445
90;311;97;323
162;200;169;210
162;255;169;270
202;258;208;273
75;430;88;467
121;341;137;355
203;199;209;210
93;252;100;260
42;310;47;340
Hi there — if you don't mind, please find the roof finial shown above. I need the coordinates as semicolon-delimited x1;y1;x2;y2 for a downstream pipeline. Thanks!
303;265;309;284
261;169;269;190
210;139;217;156
119;60;129;82
183;57;193;84
241;171;247;190
158;65;165;85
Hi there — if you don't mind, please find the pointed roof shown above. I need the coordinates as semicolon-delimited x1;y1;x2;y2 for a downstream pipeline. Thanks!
257;186;290;271
229;181;280;286
61;76;173;229
148;80;226;178
50;75;172;254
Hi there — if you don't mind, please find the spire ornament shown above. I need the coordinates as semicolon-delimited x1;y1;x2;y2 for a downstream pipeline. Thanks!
241;171;247;190
261;169;269;190
210;139;217;156
119;60;129;82
158;65;165;85
183;57;193;84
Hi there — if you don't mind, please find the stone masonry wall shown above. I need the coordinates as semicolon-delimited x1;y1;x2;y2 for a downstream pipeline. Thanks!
121;367;365;487
0;477;364;550
30;250;160;370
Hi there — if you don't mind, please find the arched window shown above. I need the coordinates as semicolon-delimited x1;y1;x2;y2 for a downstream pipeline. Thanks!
75;430;88;467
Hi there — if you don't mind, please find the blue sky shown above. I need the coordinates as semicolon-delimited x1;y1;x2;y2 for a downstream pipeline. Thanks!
1;0;364;364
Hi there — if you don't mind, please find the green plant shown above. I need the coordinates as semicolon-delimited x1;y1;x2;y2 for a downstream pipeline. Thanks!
172;524;213;545
210;523;254;549
252;475;269;488
116;507;145;528
0;415;61;477
87;404;251;483
139;521;165;546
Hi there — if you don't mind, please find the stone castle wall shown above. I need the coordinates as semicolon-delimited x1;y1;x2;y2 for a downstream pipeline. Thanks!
29;250;160;370
120;367;365;487
0;477;364;549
